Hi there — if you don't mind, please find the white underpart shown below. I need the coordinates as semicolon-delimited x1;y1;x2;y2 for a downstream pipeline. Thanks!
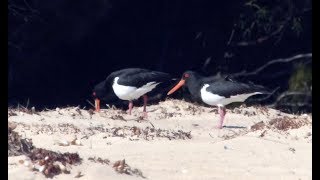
200;84;262;106
112;77;160;100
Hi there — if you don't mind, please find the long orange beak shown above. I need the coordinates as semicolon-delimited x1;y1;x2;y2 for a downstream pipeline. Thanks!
95;98;100;112
167;79;185;95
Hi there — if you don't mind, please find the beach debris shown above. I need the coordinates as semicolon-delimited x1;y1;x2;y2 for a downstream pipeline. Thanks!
231;107;256;116
70;137;82;146
110;114;125;120
27;148;82;177
269;116;310;131
289;147;296;153
113;159;126;173
88;157;110;165
232;107;241;114
113;159;146;178
86;126;192;141
132;126;141;136
251;121;266;131
259;130;267;137
8;126;34;156
192;124;199;127
242;109;256;116
74;171;84;178
250;116;311;133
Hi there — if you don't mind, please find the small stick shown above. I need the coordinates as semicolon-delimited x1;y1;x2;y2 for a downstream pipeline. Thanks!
149;122;155;128
86;99;95;108
209;133;214;138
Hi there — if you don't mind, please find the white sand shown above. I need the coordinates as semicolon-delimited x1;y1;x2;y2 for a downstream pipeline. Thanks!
8;99;312;180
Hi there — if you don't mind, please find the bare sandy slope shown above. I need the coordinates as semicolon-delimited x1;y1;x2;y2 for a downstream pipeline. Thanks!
8;99;312;180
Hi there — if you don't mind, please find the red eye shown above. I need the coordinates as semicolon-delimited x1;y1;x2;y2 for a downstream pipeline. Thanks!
93;92;96;96
184;73;190;78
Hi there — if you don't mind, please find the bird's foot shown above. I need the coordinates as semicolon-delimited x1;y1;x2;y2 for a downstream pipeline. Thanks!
137;112;148;121
214;125;223;129
143;112;148;119
126;109;132;115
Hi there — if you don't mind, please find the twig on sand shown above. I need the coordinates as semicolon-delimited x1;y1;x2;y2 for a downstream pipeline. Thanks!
149;122;155;128
209;133;214;138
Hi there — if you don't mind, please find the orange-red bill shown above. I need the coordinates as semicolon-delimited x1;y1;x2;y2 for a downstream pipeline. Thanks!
167;79;185;95
95;99;100;112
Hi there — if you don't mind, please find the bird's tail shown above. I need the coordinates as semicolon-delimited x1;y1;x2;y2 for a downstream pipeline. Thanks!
251;85;279;102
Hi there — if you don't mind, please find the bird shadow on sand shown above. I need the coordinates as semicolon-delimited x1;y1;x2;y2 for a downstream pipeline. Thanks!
223;125;247;129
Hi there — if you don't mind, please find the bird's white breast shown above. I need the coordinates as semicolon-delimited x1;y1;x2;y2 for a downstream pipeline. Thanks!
112;77;160;100
200;84;261;106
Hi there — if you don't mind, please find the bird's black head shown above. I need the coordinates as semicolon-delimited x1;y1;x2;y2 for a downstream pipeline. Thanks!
92;79;120;111
167;70;201;95
92;80;108;100
180;71;199;81
92;80;107;111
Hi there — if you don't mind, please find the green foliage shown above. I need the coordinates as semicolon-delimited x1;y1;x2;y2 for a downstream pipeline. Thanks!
289;63;312;91
235;0;310;42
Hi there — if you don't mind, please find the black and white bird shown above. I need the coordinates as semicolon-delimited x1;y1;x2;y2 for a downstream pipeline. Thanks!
167;71;269;129
93;68;172;118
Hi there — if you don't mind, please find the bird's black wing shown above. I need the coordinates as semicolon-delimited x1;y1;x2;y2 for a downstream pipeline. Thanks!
107;68;171;87
206;80;267;98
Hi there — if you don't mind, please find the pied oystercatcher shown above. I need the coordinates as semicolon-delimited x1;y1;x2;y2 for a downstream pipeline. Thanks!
167;71;268;128
93;68;172;118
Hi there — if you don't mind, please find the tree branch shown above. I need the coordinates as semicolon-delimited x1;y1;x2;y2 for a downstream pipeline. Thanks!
231;53;312;78
267;91;312;108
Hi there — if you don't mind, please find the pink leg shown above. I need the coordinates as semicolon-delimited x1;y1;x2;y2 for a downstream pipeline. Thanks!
217;106;226;129
128;101;133;115
143;95;148;118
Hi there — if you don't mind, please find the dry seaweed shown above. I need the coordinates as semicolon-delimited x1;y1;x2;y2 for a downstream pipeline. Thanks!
88;125;192;140
113;159;146;178
269;116;310;131
27;148;82;178
88;157;110;165
251;121;266;131
8;124;34;156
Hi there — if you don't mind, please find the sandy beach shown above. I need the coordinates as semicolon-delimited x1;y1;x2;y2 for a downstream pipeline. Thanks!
8;99;312;180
